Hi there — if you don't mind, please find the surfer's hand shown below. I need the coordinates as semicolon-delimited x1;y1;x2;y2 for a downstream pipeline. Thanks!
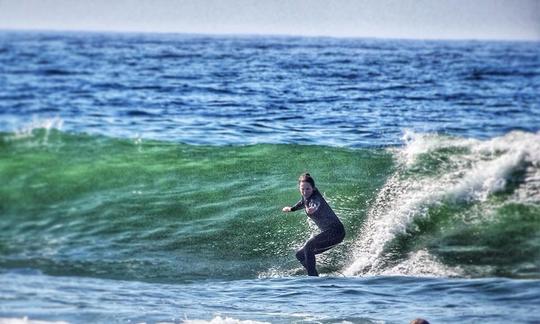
282;206;292;212
305;201;320;214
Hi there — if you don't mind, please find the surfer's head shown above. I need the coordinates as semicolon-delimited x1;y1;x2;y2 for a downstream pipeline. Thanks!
298;173;315;198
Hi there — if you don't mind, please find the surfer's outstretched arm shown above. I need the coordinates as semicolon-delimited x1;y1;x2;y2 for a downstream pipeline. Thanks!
282;199;304;212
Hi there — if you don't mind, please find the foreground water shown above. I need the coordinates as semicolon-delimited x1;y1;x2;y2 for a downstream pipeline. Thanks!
2;271;539;324
0;31;539;323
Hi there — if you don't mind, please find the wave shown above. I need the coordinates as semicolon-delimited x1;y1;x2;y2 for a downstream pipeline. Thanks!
1;127;538;281
0;127;392;282
344;130;540;278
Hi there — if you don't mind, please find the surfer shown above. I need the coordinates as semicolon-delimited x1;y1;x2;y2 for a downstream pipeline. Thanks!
282;173;345;276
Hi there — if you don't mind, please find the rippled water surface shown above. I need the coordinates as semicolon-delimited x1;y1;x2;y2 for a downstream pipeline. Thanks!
0;31;539;323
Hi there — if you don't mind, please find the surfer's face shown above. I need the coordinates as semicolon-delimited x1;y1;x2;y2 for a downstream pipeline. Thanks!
299;181;314;199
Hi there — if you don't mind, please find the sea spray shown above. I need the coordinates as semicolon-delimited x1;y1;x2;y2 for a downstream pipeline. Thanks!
2;117;63;144
344;131;540;278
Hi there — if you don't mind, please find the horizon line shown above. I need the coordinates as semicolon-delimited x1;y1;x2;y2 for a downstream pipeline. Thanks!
1;27;539;43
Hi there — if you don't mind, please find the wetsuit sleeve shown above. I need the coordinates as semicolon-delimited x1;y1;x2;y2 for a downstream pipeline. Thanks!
290;199;304;212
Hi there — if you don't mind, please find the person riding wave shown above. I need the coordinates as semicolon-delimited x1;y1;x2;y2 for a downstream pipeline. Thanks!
282;173;345;276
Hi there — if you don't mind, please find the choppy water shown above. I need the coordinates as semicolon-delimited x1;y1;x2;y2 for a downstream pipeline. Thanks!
1;31;539;146
0;31;539;323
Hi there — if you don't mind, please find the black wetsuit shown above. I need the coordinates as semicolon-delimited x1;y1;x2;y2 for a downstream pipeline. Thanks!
290;189;345;276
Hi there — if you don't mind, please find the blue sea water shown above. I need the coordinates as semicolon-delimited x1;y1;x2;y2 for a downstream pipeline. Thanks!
0;31;539;323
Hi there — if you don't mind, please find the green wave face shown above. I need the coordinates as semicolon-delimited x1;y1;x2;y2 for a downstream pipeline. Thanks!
2;129;539;282
0;129;392;282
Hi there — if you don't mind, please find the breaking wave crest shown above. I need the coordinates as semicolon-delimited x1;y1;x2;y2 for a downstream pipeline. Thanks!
344;131;540;278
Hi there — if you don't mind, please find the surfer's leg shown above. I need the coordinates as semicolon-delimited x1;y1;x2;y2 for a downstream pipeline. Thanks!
312;231;345;254
295;248;307;268
296;240;318;276
302;241;319;276
301;229;345;276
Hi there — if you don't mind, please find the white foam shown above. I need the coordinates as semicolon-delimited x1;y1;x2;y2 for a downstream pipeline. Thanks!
0;318;68;324
400;129;476;166
4;117;64;143
182;316;270;324
379;249;462;277
257;266;300;279
344;131;540;277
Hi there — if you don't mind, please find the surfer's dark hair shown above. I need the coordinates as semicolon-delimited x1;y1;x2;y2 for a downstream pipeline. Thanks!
298;172;315;188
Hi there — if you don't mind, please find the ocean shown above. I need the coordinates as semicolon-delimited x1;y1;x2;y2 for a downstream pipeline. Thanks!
0;31;539;323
